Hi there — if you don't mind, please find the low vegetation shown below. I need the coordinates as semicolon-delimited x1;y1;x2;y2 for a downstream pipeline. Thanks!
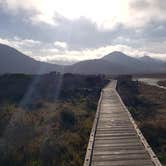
158;80;166;87
0;73;108;166
117;77;166;165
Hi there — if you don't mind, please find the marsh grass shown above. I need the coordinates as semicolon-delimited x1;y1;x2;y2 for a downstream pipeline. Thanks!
117;79;166;165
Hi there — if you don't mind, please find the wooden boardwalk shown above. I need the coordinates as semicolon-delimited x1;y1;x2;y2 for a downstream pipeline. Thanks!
84;80;162;166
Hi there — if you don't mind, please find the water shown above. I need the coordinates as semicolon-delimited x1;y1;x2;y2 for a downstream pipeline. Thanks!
135;78;166;90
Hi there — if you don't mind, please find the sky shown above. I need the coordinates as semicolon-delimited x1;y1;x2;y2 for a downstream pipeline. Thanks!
0;0;166;64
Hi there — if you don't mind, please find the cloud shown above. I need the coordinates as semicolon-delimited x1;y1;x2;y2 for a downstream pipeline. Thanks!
1;0;166;30
0;36;42;56
128;0;166;27
0;10;131;49
0;0;166;63
54;41;68;49
0;37;40;48
130;0;149;10
0;0;127;29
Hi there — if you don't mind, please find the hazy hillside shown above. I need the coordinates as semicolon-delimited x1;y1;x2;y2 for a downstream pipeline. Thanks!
139;55;162;63
0;44;63;74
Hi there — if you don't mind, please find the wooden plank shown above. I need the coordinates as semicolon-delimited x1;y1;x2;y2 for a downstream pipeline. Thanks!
84;80;162;166
92;153;150;161
93;149;147;155
94;145;145;151
92;160;154;166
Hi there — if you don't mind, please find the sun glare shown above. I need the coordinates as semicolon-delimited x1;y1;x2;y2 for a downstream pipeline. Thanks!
35;0;129;29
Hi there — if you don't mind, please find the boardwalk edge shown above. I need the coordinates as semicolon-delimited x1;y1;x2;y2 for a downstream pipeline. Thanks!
83;90;103;166
116;82;162;166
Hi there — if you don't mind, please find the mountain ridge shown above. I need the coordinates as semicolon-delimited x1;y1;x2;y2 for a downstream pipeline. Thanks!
0;43;165;74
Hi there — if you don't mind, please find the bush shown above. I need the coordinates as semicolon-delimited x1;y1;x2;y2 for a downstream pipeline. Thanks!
59;109;76;129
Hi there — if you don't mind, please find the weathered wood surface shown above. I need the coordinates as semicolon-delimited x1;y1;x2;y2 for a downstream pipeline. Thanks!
84;80;162;166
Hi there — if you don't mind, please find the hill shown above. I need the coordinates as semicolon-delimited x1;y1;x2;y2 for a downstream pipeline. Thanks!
0;44;63;74
68;51;166;74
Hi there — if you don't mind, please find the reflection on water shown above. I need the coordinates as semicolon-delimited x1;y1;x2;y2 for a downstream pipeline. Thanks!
135;78;166;90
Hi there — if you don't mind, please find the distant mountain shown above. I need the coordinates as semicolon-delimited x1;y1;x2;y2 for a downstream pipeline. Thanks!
68;51;166;74
66;59;131;74
0;43;166;75
102;51;144;72
103;51;139;64
0;44;63;74
139;55;163;64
